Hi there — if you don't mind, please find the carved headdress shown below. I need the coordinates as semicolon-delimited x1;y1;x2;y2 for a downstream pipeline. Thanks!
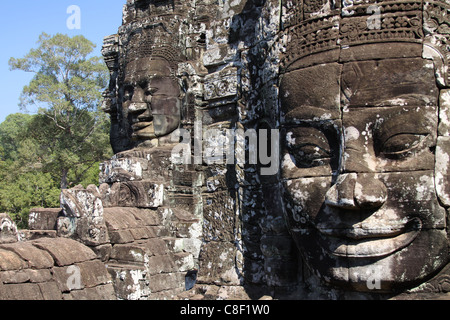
281;0;450;86
123;19;185;77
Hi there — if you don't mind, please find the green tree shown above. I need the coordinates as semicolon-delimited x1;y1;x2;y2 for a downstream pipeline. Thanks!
9;32;112;189
0;170;60;229
0;113;33;162
0;114;59;227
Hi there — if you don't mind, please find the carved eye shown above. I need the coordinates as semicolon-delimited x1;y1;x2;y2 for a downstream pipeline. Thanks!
380;133;425;158
145;86;158;97
123;86;133;102
290;144;331;168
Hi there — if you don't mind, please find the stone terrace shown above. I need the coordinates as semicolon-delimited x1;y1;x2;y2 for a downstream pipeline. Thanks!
0;237;115;300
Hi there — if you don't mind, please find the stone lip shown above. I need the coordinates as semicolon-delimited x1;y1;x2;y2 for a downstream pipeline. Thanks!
316;217;422;258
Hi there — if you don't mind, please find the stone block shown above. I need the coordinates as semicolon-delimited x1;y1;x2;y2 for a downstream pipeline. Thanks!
0;213;19;244
165;237;202;259
172;165;203;187
28;269;53;283
339;43;423;63
37;281;63;300
59;186;109;246
146;252;194;275
66;284;116;300
202;190;237;241
0;269;51;284
77;260;112;288
145;226;169;238
105;181;166;208
264;257;298;287
341;58;438;108
109;230;135;244
204;165;233;192
148;272;185;292
436;136;450;207
145;147;175;181
31;238;96;267
128;208;161;226
439;89;450;136
99;156;147;183
280;63;342;124
0;242;54;269
204;67;238;101
89;283;116;300
75;216;110;246
197;241;241;286
260;235;295;258
52;265;84;292
101;148;175;184
90;243;112;262
60;185;103;218
103;207;140;231
56;216;76;238
203;44;236;68
0;270;30;284
0;283;44;300
107;264;150;300
170;208;201;239
28;208;61;231
129;227;151;240
0;249;27;271
21;230;58;241
110;240;169;263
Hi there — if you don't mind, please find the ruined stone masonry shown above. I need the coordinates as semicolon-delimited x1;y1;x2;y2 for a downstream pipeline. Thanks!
1;0;449;300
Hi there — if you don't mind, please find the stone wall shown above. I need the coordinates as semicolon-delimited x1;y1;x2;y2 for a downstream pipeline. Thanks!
1;0;449;300
99;0;300;299
98;0;450;300
0;212;114;300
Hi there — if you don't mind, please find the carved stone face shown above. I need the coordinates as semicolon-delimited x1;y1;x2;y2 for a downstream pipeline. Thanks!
279;54;449;292
121;57;180;142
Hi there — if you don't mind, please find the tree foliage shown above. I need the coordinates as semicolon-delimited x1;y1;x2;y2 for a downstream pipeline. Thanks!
0;33;113;228
0;114;61;228
8;32;112;190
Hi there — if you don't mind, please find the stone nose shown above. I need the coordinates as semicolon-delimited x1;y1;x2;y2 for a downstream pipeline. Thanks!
131;86;145;104
325;173;387;210
128;87;150;112
128;87;152;120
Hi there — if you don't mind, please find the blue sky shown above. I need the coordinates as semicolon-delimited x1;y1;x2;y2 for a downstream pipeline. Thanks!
0;0;125;123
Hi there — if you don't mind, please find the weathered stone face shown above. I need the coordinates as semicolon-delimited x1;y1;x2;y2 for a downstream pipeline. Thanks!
8;0;445;300
280;50;449;292
121;57;181;143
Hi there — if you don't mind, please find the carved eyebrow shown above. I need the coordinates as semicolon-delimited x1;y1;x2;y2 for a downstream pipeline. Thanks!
286;127;331;150
374;94;437;107
373;109;437;148
283;106;339;122
146;74;165;81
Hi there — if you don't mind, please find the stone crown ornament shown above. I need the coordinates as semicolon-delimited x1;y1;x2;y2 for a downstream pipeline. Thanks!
124;25;184;76
281;0;450;85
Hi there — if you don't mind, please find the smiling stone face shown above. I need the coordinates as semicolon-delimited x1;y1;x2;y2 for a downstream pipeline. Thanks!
121;57;181;144
279;53;449;292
